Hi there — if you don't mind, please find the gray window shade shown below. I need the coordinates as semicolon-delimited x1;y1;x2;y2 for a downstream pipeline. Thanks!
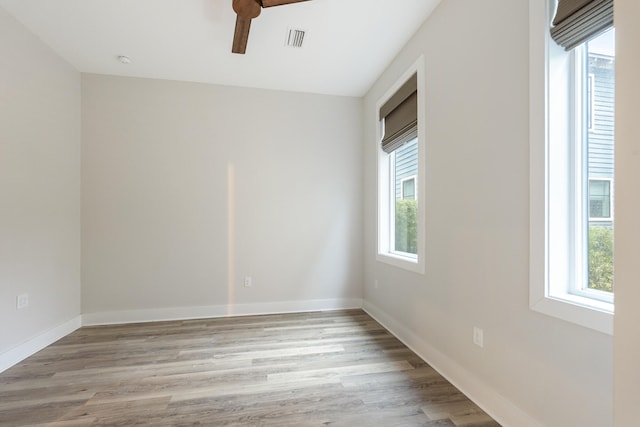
551;0;613;50
380;74;417;153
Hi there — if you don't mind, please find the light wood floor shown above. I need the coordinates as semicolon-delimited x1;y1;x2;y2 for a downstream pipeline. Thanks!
0;310;500;426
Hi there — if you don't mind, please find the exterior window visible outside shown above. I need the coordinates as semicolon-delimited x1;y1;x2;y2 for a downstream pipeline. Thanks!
589;179;612;220
377;57;425;274
529;0;614;334
401;176;417;200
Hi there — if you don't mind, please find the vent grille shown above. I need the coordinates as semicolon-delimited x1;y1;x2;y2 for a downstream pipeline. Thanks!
286;28;306;48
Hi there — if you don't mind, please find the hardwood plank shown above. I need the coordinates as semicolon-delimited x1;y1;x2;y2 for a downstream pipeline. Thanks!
0;309;500;426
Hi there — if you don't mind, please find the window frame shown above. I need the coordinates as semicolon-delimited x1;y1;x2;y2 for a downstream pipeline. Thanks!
376;56;426;274
529;0;613;335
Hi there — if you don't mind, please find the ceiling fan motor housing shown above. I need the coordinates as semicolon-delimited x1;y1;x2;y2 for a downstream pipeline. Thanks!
233;0;261;18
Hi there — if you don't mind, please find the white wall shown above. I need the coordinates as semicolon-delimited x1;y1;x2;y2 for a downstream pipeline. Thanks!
4;2;634;424
0;8;81;360
363;1;612;426
81;74;363;322
613;0;640;425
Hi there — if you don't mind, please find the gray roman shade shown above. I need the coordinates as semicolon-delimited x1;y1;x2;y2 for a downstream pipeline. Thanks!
380;74;417;153
550;0;613;50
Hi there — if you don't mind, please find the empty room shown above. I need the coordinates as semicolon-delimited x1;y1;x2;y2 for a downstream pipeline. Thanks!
1;0;639;426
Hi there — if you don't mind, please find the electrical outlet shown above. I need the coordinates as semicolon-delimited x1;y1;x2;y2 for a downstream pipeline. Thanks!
473;326;484;348
16;293;29;310
244;276;252;288
374;279;379;289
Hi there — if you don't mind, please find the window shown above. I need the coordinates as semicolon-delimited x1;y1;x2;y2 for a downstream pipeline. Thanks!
589;178;612;220
529;0;614;334
401;175;417;200
377;57;425;273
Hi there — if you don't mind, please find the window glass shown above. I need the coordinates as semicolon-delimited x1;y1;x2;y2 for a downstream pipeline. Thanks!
585;29;615;295
391;139;418;255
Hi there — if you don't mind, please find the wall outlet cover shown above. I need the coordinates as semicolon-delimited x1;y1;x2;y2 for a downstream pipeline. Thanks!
473;326;484;348
16;293;29;309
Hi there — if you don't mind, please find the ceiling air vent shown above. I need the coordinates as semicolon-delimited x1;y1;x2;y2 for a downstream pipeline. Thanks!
285;28;306;48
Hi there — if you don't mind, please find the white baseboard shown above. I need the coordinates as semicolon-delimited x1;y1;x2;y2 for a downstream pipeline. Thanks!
82;298;363;326
362;301;543;427
0;316;82;374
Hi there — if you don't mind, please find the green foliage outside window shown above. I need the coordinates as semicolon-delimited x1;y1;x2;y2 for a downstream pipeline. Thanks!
395;200;417;254
588;225;614;293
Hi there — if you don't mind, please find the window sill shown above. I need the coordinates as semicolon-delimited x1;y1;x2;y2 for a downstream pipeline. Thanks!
530;292;613;335
376;252;424;274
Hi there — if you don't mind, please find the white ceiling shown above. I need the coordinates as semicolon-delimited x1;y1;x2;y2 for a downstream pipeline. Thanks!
0;0;441;97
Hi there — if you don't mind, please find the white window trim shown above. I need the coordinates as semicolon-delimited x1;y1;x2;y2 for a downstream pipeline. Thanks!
376;56;426;274
588;177;613;221
401;175;417;200
529;0;613;335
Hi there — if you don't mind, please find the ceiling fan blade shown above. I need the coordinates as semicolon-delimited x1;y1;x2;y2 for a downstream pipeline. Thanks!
260;0;309;8
232;15;252;54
